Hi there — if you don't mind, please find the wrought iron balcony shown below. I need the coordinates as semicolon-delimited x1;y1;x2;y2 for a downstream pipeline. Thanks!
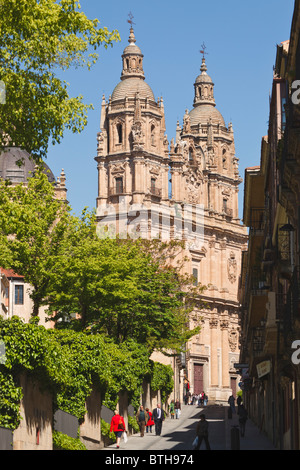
249;207;264;233
251;326;265;358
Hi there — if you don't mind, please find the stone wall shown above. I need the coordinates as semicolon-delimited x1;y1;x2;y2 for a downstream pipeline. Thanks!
80;388;101;450
13;374;53;450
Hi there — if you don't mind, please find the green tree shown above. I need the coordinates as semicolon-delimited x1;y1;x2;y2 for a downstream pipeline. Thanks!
0;167;70;316
0;0;120;159
47;216;204;353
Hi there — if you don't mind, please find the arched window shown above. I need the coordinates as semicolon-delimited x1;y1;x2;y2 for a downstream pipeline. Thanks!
117;124;122;144
151;124;155;146
189;147;193;162
222;149;227;169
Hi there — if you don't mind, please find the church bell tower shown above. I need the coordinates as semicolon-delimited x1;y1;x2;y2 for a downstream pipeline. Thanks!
95;26;170;237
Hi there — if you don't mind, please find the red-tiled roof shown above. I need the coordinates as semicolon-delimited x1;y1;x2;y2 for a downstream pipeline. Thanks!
0;267;24;278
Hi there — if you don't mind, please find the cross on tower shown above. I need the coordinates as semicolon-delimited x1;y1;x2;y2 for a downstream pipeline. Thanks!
127;12;135;27
200;43;208;59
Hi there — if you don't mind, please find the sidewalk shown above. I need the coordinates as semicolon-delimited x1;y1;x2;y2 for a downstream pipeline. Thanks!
104;403;277;451
225;409;277;450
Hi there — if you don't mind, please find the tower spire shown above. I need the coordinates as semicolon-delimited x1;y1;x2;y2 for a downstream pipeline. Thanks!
121;13;145;80
193;48;215;107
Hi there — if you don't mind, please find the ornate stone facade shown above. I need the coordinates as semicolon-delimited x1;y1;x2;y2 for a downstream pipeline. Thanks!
95;27;248;403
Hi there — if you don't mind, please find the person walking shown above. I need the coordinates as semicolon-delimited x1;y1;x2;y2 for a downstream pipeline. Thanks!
152;403;165;436
238;404;248;437
228;394;236;414
145;408;154;433
237;394;242;415
110;410;126;449
175;399;181;419
195;414;211;450
136;405;148;437
169;400;175;419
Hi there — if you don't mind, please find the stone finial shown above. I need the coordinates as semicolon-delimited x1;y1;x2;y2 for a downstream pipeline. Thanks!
60;169;66;187
128;26;136;45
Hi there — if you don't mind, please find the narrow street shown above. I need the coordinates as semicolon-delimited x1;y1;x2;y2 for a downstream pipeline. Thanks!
104;404;276;452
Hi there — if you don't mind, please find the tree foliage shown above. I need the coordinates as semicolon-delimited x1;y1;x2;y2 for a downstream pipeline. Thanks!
0;0;120;159
0;166;70;316
47;224;204;353
0;316;172;429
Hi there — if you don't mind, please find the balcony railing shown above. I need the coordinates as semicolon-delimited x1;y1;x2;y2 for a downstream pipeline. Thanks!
108;187;125;196
251;326;265;358
249;208;264;232
223;207;233;218
250;267;268;294
277;224;292;263
276;266;300;346
149;187;162;198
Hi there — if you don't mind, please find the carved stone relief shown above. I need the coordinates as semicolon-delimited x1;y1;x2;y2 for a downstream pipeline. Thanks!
227;251;237;283
228;329;238;352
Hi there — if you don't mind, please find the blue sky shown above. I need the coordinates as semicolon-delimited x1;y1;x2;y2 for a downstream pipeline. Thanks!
46;0;295;219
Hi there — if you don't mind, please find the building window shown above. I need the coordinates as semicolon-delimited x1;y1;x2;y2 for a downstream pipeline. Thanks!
15;285;24;305
192;268;198;286
117;124;122;144
115;177;123;194
151;178;156;192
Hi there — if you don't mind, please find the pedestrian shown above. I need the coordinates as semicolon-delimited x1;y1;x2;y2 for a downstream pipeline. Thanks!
175;399;181;419
136;405;149;437
152;403;165;436
195;414;211;450
228;394;236;414
238;404;248;437
237;394;242;414
145;408;154;433
170;400;175;419
110;410;126;449
204;393;208;406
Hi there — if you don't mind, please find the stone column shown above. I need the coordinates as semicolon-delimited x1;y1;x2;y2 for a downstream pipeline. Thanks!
209;318;219;387
209;236;216;287
97;161;107;200
220;237;227;290
220;319;230;389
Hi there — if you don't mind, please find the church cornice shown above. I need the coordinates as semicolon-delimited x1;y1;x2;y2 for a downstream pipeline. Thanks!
208;173;242;186
107;106;162;120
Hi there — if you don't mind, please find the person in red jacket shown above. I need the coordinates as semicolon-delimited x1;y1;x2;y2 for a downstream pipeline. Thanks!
110;410;126;449
145;408;154;433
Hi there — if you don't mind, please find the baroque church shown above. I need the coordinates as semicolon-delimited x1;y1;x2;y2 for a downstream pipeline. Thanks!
95;26;248;403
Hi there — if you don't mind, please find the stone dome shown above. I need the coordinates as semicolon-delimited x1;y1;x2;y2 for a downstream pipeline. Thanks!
111;77;155;102
195;72;213;84
189;105;225;127
123;43;143;56
0;147;56;183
